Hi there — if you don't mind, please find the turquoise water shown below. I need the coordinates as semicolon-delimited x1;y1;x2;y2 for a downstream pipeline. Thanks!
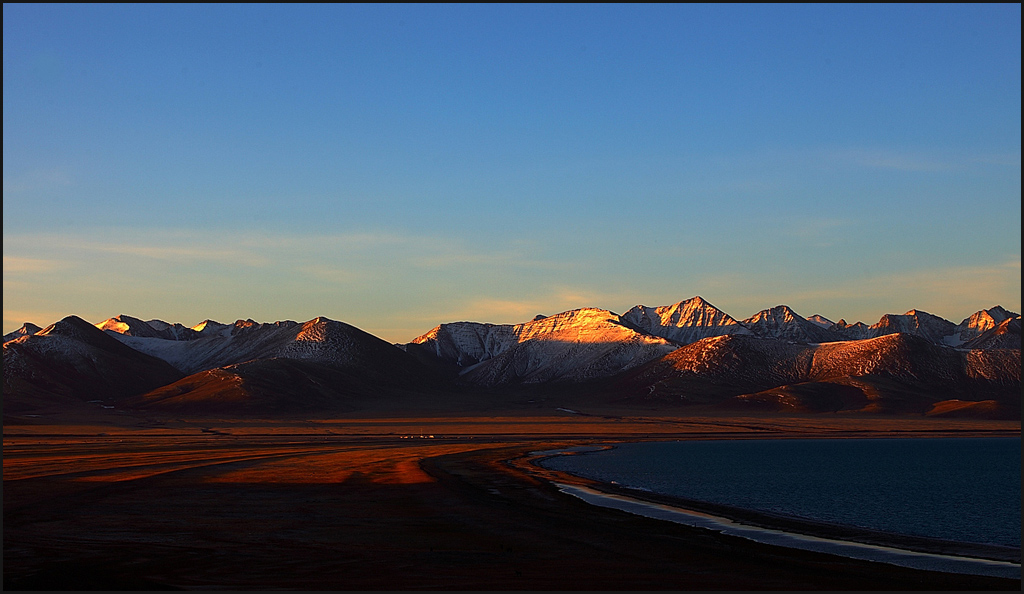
542;437;1021;548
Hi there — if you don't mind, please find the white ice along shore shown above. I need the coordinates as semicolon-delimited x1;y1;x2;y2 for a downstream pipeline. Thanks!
556;483;1020;580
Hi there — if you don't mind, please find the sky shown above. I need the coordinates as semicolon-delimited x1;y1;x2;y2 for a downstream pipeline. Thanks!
3;4;1021;342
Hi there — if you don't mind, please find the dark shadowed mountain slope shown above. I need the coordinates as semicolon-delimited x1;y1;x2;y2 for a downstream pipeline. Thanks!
128;357;429;415
866;310;957;344
610;335;812;404
610;332;1019;417
142;318;203;340
4;315;439;416
274;317;437;386
793;334;999;415
740;305;835;343
831;319;872;340
2;316;184;412
808;333;966;384
125;318;442;415
963;347;1021;385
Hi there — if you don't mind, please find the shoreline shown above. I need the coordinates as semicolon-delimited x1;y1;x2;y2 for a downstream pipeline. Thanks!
6;416;1021;590
556;482;1020;579
519;441;1020;578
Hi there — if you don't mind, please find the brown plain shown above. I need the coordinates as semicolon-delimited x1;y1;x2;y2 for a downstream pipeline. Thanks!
4;407;1021;590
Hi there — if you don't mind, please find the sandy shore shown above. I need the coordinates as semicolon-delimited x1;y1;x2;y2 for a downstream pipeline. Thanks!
4;413;1021;590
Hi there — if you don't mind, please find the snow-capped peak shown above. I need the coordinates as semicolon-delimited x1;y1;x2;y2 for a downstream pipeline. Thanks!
3;322;42;343
96;314;149;336
191;319;229;333
869;310;956;344
950;306;1021;345
806;314;835;329
619;296;751;345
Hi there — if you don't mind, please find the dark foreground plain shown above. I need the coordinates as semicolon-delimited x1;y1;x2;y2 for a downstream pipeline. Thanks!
4;408;1021;590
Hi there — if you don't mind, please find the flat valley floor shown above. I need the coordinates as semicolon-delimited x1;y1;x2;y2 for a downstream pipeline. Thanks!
4;410;1021;590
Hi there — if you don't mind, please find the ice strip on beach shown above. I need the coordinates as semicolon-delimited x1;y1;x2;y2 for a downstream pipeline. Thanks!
557;483;1021;580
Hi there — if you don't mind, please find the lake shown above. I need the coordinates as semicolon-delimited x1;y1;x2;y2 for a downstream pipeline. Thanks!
541;437;1021;548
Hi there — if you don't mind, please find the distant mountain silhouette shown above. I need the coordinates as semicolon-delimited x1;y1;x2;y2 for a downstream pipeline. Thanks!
3;316;183;412
4;299;1020;418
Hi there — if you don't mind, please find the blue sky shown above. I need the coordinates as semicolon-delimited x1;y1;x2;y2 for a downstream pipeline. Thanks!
4;4;1021;341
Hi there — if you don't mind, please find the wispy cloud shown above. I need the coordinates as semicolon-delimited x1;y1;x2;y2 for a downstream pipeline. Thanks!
809;260;1018;304
410;248;564;270
2;256;67;273
877;260;1021;310
1;227;576;335
447;298;549;323
88;242;269;265
723;259;1021;323
4;232;268;266
6;229;564;277
260;232;414;251
434;287;625;325
294;233;558;271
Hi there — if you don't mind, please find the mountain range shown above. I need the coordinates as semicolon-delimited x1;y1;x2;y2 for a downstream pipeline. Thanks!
3;297;1020;419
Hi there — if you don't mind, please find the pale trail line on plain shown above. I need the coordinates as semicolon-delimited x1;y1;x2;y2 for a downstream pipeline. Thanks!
556;483;1021;580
